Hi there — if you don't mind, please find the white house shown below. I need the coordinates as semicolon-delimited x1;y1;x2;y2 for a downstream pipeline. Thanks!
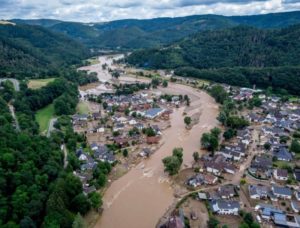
211;200;240;215
272;185;292;200
273;169;288;181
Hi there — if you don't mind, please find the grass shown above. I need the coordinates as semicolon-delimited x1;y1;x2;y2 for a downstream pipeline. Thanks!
28;78;56;90
35;103;55;133
77;101;90;115
87;57;100;65
273;160;293;169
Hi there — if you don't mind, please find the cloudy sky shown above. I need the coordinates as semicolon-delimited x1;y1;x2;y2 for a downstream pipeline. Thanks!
0;0;300;22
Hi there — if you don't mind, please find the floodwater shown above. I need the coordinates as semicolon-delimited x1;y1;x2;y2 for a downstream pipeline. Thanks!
82;55;219;228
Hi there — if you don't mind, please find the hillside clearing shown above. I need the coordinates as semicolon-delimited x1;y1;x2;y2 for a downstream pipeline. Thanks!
77;101;90;114
28;78;56;89
36;103;55;133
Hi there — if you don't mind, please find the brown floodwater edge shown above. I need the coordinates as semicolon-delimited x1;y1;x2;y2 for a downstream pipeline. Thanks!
93;83;219;228
79;56;219;228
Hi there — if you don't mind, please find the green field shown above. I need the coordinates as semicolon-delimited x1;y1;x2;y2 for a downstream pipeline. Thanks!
36;103;55;133
87;57;100;65
28;78;56;90
77;101;90;114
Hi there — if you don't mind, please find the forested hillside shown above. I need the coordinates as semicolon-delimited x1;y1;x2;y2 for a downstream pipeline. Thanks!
0;23;90;78
127;24;300;95
0;77;101;228
12;11;300;49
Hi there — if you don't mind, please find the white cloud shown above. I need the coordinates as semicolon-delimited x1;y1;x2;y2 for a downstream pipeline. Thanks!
0;0;300;22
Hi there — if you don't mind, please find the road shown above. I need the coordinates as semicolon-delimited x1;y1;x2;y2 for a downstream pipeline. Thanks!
8;104;20;131
46;118;57;137
0;78;20;91
61;144;69;169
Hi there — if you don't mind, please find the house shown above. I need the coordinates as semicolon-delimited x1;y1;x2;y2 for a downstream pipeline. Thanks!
291;201;300;213
113;137;129;147
92;112;101;120
139;148;152;157
146;136;160;144
205;155;236;175
129;119;137;125
113;123;125;131
72;114;89;122
97;127;105;133
248;185;269;199
217;148;242;161
135;123;144;130
218;185;235;199
272;185;292;199
294;169;300;181
83;185;96;195
90;142;99;151
273;146;292;162
249;155;272;175
210;200;240;215
144;108;165;119
94;145;115;164
187;174;204;187
295;191;300;201
273;169;288;181
203;174;218;185
255;203;283;221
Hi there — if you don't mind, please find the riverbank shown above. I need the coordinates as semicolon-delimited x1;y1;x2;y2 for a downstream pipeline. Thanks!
78;55;219;228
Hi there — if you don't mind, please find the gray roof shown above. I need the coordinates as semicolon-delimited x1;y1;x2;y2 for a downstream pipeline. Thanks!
273;146;292;161
145;108;163;117
272;185;292;196
215;200;240;210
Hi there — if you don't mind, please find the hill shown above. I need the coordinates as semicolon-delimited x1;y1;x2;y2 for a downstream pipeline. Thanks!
0;23;90;78
11;11;300;49
127;25;300;69
127;24;300;95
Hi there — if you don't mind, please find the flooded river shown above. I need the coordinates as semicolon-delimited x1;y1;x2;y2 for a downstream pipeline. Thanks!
80;55;219;228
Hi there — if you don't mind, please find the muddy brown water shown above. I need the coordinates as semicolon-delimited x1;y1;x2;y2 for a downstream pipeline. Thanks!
95;84;219;228
81;56;219;228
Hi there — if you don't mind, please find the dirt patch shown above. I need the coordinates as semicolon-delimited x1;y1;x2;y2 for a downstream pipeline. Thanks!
216;215;243;228
181;199;209;228
79;82;101;91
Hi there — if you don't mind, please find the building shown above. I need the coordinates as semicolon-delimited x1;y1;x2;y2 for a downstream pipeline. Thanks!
272;185;292;200
273;169;288;181
218;185;236;199
211;200;240;215
248;185;269;199
144;108;165;119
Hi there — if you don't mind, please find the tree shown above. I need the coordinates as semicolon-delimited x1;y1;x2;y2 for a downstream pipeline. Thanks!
209;85;228;104
223;128;236;140
207;217;219;228
172;148;183;163
162;80;168;87
112;71;120;79
193;152;200;162
291;139;300;153
211;127;221;138
264;143;271;151
162;156;181;175
184;116;192;127
244;213;254;225
88;192;102;209
72;213;86;228
226;116;249;129
201;133;219;153
123;149;128;157
70;194;91;215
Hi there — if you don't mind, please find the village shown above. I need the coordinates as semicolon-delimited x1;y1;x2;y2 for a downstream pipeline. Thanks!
161;83;300;228
70;55;300;228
